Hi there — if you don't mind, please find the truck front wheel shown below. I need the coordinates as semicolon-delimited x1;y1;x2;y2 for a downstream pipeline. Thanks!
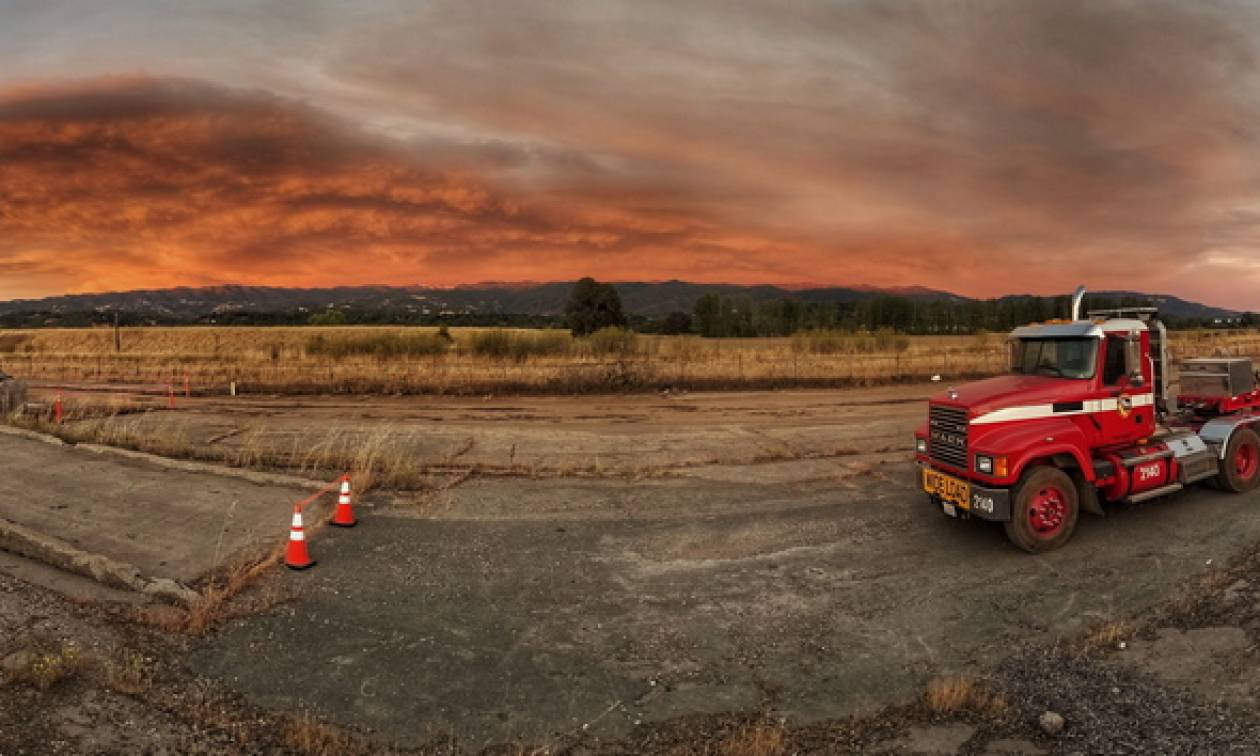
1004;466;1079;553
1217;428;1260;493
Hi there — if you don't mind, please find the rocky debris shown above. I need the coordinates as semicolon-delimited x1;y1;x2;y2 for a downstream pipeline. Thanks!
1;647;35;678
887;723;976;754
1120;626;1259;707
1223;579;1251;604
982;738;1046;755
1038;710;1065;736
140;577;200;606
997;648;1260;753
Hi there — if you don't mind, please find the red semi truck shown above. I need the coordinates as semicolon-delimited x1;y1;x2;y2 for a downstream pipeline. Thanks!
914;286;1260;552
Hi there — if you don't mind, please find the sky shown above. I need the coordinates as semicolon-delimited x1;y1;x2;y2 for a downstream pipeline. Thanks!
1;1;1259;309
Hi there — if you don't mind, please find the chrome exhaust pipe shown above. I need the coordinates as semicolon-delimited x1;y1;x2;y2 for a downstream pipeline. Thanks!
1070;285;1086;321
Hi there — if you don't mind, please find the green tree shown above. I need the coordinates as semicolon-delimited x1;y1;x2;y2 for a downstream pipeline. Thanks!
308;309;347;326
565;277;627;336
694;293;722;337
660;311;693;335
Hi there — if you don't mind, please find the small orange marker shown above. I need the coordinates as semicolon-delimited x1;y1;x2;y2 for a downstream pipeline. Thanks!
284;504;315;570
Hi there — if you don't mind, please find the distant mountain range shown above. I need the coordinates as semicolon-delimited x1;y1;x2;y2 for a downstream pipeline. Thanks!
0;281;1239;322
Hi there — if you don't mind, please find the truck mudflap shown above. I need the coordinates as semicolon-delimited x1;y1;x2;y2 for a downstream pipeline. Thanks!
918;465;1012;522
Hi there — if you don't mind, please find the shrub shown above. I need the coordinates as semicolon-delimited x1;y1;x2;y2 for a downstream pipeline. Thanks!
466;329;571;361
6;642;85;690
659;311;693;335
0;334;30;353
583;326;638;357
306;331;449;359
792;329;851;354
308;309;347;326
792;328;908;355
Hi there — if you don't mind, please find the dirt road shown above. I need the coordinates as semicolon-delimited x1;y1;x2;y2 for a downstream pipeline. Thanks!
9;383;1260;751
166;393;1258;746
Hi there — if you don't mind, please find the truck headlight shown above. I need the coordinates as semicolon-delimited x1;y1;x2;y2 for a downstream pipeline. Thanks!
976;455;993;474
916;438;927;453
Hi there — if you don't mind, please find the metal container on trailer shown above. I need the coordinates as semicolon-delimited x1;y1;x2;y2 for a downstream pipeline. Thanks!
1179;358;1256;398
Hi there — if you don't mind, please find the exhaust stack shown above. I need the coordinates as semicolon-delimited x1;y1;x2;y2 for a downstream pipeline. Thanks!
1070;285;1087;321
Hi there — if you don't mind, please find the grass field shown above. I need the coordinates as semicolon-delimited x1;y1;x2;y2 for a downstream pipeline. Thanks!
2;325;1258;396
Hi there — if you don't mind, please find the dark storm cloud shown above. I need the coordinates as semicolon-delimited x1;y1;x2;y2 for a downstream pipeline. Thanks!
323;0;1260;304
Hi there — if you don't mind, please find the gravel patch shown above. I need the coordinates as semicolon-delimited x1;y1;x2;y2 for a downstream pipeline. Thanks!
995;647;1260;754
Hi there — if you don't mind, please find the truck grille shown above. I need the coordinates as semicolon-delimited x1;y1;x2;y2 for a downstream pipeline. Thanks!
928;404;969;470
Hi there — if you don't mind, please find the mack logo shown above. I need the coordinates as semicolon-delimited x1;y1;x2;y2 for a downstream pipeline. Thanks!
930;429;966;449
929;418;967;434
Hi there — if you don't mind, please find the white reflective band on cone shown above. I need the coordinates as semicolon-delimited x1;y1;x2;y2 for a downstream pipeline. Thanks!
291;512;303;528
290;531;305;541
340;482;351;494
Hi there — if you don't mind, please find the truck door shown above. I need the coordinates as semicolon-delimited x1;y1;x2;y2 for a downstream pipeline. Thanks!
1094;333;1155;446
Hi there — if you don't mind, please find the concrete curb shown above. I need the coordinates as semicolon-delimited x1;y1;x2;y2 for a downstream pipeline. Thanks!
0;424;67;447
75;444;326;490
0;515;199;606
0;422;325;490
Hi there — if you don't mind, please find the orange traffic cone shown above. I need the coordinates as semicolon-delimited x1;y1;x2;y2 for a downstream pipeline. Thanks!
331;475;356;527
285;504;315;570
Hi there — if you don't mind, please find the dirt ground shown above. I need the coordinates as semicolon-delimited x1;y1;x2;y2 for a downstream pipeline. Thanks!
6;383;1260;753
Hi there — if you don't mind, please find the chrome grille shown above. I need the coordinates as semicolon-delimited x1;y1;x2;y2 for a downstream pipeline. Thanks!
928;404;969;469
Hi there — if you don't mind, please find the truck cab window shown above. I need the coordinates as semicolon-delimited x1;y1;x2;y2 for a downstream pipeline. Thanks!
1011;338;1097;380
1103;337;1126;385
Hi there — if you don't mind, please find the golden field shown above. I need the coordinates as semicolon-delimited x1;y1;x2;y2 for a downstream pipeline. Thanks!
1;325;1257;396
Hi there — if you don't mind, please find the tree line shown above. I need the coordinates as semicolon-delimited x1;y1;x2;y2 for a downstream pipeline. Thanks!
686;293;1256;337
1;278;1252;335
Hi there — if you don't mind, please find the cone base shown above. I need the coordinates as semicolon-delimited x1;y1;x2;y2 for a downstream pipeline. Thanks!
330;519;357;528
285;559;316;571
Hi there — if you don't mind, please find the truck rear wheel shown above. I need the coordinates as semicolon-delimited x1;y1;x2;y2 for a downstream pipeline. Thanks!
1216;428;1260;493
1004;466;1079;553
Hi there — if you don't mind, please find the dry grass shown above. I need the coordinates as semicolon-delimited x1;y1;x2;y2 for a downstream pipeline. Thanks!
5;325;1255;396
716;720;790;756
282;710;362;756
1078;620;1135;656
0;325;1017;395
14;401;433;491
1164;565;1234;622
924;676;1009;717
133;541;288;636
105;648;152;695
4;641;87;691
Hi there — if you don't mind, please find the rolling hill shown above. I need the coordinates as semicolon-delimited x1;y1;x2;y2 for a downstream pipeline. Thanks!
0;281;1237;322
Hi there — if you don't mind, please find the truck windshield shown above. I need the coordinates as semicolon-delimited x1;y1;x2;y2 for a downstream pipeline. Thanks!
1010;337;1097;379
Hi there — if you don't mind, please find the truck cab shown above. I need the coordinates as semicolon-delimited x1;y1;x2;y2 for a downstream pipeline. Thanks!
914;287;1260;552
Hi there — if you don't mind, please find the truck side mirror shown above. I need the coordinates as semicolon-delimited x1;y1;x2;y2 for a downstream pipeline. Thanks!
1125;331;1145;386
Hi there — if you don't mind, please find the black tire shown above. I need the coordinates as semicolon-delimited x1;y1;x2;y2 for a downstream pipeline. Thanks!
1003;466;1080;553
1216;428;1260;493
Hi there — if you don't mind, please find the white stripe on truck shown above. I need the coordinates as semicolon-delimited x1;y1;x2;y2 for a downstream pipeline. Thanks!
970;393;1153;425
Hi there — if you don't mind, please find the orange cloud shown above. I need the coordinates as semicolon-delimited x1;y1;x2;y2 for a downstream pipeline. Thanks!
0;77;858;299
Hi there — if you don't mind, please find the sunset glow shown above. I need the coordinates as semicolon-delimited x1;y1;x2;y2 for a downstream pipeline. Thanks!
2;2;1259;308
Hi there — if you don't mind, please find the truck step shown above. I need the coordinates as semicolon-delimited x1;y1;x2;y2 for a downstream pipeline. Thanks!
1124;482;1184;504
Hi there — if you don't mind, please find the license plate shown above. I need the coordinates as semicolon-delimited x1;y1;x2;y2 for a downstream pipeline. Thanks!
923;468;970;510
